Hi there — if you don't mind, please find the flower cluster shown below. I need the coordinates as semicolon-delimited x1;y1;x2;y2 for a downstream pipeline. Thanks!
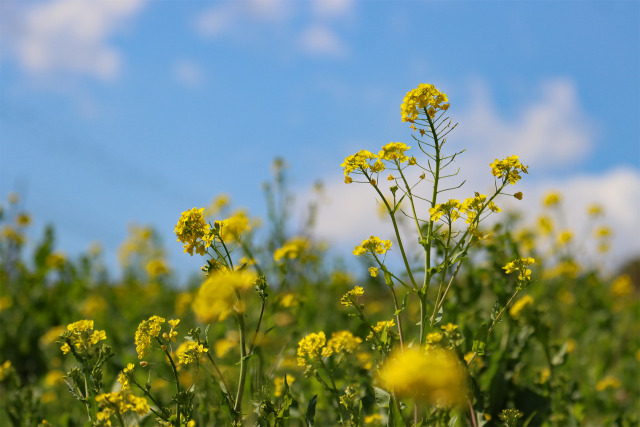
174;207;213;256
177;341;209;365
490;155;529;185
215;210;251;242
297;332;326;367
134;315;166;359
340;150;384;182
378;142;411;162
353;236;392;257
321;330;362;357
503;257;536;282
366;319;396;342
429;199;462;223
117;363;135;390
340;286;364;307
273;236;309;261
401;83;450;122
378;347;467;407
95;391;150;424
59;320;107;355
192;269;258;323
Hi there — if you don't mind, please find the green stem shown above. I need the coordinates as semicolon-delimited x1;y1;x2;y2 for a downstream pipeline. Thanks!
233;305;248;416
161;342;181;426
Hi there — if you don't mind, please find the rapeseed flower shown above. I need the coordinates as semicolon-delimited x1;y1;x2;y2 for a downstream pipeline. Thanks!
610;275;633;298
174;207;212;256
595;376;621;391
60;320;107;355
378;142;411;163
117;363;135;390
401;83;449;122
353;236;392;257
340;286;364;307
543;191;561;207
322;330;362;357
274;375;295;397
503;257;536;282
177;341;209;365
273;237;309;261
341;150;384;179
429;199;461;223
297;331;326;367
509;295;534;319
192;269;258;323
489;155;529;185
134;315;165;359
95;391;150;421
378;347;467;407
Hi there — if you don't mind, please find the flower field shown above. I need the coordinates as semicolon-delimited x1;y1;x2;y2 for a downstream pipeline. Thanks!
1;84;638;426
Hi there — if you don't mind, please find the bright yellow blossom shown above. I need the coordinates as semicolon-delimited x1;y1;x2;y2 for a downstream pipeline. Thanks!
134;316;165;359
401;83;450;122
340;286;364;307
174;207;212;256
378;142;411;163
503;257;536;281
489;155;529;185
297;331;326;367
322;330;362;357
378;347;467;407
353;236;392;257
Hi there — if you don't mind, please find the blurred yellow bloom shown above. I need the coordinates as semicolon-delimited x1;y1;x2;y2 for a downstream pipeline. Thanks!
596;376;621;391
0;296;13;313
340;286;364;307
217;210;252;242
177;341;209;365
610;275;633;298
274;237;309;261
205;194;230;217
46;252;66;269
557;230;573;246
0;360;12;381
587;203;604;217
15;213;31;227
509;295;534;319
192;270;257;323
378;347;467;407
214;337;237;358
146;259;169;278
175;292;193;316
134;316;165;359
364;413;383;425
273;375;295;397
80;295;107;317
543;191;561;207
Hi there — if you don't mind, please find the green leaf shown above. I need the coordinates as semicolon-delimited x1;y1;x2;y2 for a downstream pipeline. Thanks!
373;387;391;408
383;269;394;287
305;395;317;427
472;322;488;356
448;415;458;427
434;305;444;325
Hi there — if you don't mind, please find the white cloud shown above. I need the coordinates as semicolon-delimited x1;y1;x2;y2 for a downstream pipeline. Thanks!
195;0;290;38
5;0;145;80
299;25;347;57
455;79;594;175
172;59;205;88
312;0;353;18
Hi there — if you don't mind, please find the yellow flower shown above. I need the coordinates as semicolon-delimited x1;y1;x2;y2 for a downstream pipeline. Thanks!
429;199;461;222
426;332;443;345
146;259;169;278
353;236;392;257
537;215;554;235
273;375;295;397
322;330;362;357
378;142;411;163
340;286;364;307
368;267;378;277
45;252;66;269
596;376;621;391
15;213;31;227
80;295;107;317
489;155;529;185
0;360;13;380
192;270;258;323
503;257;536;282
134;316;165;359
177;341;209;365
117;363;135;390
509;295;534;319
205;194;230;217
557;230;573;246
378;347;467;407
60;320;107;355
366;320;396;342
175;292;193;316
297;332;326;367
401;83;450;122
341;150;381;177
274;237;309;261
610;275;633;298
174;207;212;256
364;413;383;425
587;203;604;217
216;210;251;242
543;191;561;207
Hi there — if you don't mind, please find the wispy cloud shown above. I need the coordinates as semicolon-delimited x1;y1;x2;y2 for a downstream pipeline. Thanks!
299;25;347;57
2;0;146;81
172;59;205;88
194;0;349;58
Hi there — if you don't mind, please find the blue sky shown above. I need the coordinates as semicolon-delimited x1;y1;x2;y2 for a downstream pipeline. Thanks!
1;0;638;279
